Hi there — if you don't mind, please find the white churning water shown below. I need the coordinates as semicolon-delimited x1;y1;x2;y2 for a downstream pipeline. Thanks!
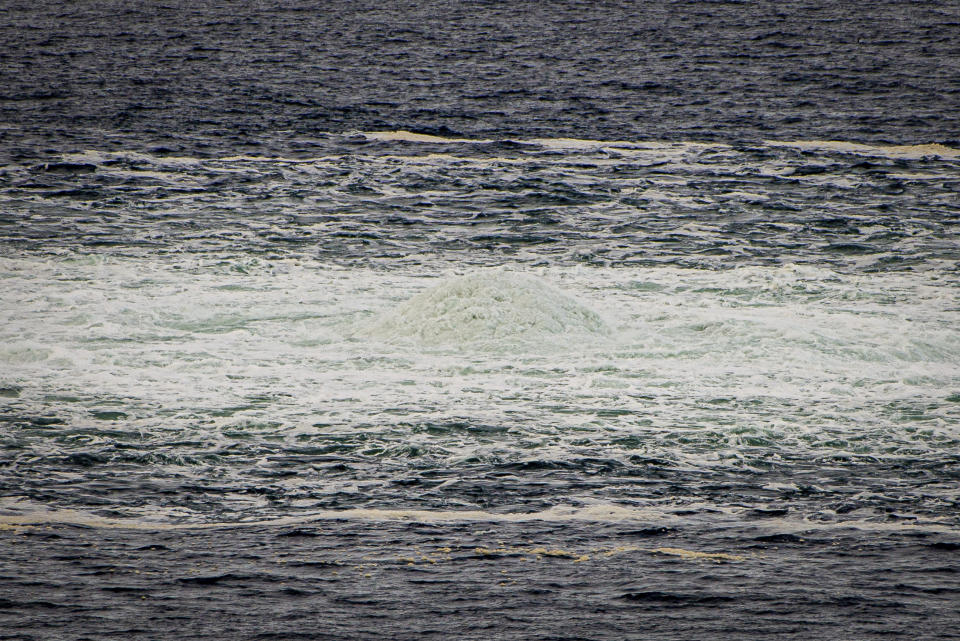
1;135;959;527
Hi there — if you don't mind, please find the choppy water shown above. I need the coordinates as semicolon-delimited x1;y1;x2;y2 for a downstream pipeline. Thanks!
3;133;959;524
2;1;960;639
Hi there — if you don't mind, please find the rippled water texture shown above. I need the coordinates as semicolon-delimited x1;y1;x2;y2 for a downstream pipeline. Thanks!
2;1;960;639
2;0;959;159
1;135;958;529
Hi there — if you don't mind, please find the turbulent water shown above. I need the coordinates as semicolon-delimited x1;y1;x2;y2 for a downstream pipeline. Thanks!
2;2;960;639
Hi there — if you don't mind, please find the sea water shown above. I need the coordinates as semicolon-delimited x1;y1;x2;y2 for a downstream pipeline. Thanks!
1;2;959;639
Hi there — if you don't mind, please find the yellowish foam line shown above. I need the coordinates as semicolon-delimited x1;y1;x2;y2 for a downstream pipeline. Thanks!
62;134;952;167
651;547;745;562
470;543;742;563
362;130;493;144
2;501;954;536
362;130;725;152
765;139;960;159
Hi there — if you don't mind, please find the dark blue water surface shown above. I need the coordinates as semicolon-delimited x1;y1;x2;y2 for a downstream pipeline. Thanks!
2;0;959;163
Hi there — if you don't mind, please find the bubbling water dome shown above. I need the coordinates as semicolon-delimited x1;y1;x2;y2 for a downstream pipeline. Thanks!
363;270;609;348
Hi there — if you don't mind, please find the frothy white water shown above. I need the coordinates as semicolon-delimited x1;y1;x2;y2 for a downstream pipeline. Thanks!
5;132;960;527
361;270;609;348
0;254;958;473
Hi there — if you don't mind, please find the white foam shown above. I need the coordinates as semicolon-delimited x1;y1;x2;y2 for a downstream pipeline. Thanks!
1;255;957;477
361;269;609;348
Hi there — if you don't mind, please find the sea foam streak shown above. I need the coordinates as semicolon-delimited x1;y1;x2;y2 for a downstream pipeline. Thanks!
357;130;960;159
765;139;960;159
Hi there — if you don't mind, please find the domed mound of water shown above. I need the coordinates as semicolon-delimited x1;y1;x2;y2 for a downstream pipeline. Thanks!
364;271;608;347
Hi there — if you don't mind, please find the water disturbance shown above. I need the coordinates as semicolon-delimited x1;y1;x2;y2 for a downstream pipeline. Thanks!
2;1;960;639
